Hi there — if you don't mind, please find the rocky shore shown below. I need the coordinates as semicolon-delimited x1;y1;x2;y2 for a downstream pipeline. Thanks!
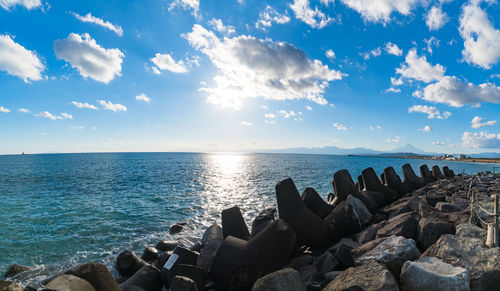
2;163;500;291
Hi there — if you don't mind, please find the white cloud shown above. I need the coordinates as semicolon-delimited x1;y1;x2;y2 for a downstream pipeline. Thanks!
0;34;44;82
340;0;428;24
265;119;276;124
424;36;440;54
36;111;73;120
361;47;381;60
183;24;344;109
395;48;445;83
277;110;296;119
136;93;151;103
18;108;29;113
462;131;500;148
72;101;98;110
384;136;401;143
169;0;199;17
333;122;348;130
150;53;188;74
432;141;445;145
260;105;268;110
426;6;448;31
471;116;497;128
69;125;85;130
408;105;451;119
415;76;500;107
241;121;252;126
305;105;313;110
459;0;500;69
385;87;401;93
208;19;236;36
264;113;276;119
71;12;123;36
385;42;403;56
256;6;290;30
370;125;382;130
0;0;41;10
391;76;403;86
325;49;336;59
98;100;127;112
54;33;124;84
418;125;432;132
0;106;10;113
290;0;333;29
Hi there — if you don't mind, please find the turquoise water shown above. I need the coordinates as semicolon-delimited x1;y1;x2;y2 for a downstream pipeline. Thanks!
0;152;496;284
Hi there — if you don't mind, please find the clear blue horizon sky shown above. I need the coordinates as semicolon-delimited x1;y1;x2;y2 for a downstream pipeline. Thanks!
0;0;499;155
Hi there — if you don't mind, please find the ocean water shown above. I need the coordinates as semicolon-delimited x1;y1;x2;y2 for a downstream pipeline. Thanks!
0;152;496;285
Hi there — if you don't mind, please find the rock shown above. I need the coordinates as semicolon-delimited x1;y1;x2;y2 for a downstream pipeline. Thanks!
251;208;276;237
170;223;184;235
445;197;469;211
221;206;251;241
169;276;198;291
3;264;32;278
400;256;469;291
402;163;427;189
417;218;454;251
115;250;147;277
423;234;500;291
419;201;469;228
423;194;446;207
455;223;486;239
355;235;419;278
432;165;445;179
301;188;333;219
351;237;386;258
323;260;399;291
324;200;362;240
197;225;224;272
330;242;354;268
346;195;372;226
436;202;462;212
141;247;159;262
383;166;412;196
156;240;177;252
420;164;437;183
0;280;22;291
381;196;422;219
210;219;297;291
289;254;313;270
362;167;399;203
65;262;121;291
275;178;331;250
313;251;339;275
165;264;205;291
251;268;306;291
160;246;198;287
376;211;419;240
120;264;162;291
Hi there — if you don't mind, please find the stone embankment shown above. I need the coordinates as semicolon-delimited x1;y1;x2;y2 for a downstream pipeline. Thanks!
2;164;500;291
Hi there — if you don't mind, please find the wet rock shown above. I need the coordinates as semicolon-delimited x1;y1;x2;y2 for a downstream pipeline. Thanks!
141;247;159;262
435;202;462;212
276;178;330;250
323;260;398;291
116;250;147;277
432;165;445;179
456;223;486;239
197;225;224;272
355;235;419;278
3;264;32;278
0;280;22;291
156;240;177;252
169;276;198;291
400;256;469;291
423;234;500;291
417;218;454;251
362;167;399;203
65;262;121;291
301;188;333;219
120;264;162;291
251;268;306;291
221;206;251;241
376;211;420;240
402;163;427;189
383;166;412;196
420;165;437;183
170;223;184;235
251;208;276;237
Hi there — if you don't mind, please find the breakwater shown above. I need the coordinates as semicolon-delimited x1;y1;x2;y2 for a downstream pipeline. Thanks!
2;162;500;291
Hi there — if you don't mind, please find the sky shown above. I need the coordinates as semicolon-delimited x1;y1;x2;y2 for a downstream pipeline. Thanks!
0;0;499;155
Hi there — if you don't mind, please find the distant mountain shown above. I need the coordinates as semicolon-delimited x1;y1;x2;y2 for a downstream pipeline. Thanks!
388;144;432;155
465;152;500;158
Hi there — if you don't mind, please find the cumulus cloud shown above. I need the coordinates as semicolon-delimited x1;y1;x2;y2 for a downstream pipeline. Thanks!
208;19;236;36
471;116;497;128
462;131;500;148
183;24;344;109
71;12;123;36
0;34;45;82
395;48;445;83
18;108;29;113
340;0;428;24
277;110;296;119
414;76;500;107
98;100;127;112
0;106;10;113
391;76;403;86
459;0;500;69
385;87;401;93
305;105;313;110
408;105;451;119
264;113;276;119
424;36;440;54
36;111;73;120
0;0;41;10
426;6;448;31
169;0;199;17
325;49;336;59
385;136;401;143
290;0;334;29
54;33;124;84
333;122;348;130
385;42;403;56
150;53;188;74
361;47;382;60
136;93;151;103
260;105;268;110
256;6;290;30
72;101;98;110
418;125;432;132
241;121;252;126
370;125;382;130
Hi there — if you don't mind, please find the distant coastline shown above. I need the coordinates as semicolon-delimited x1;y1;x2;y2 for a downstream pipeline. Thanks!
348;154;500;164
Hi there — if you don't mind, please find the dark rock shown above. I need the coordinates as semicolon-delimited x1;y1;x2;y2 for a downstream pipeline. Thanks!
380;172;385;184
301;188;333;219
324;201;362;241
251;268;306;291
156;251;171;269
456;223;486;239
170;223;184;235
65;262;121;291
120;264;162;291
251;208;276;237
357;175;364;191
346;195;372;226
383;166;412;196
160;246;198;288
190;242;203;252
141;247;159;262
289;255;313;270
435;202;462;212
332;169;379;213
169;276;198;291
0;280;22;291
380;196;422;219
443;166;455;178
330;243;354;268
432;165;445;179
276;178;330;250
420;164;437;183
197;225;224;272
423;194;446;207
376;211;420;240
166;264;205;291
116;250;147;277
402;164;426;189
351;237;386;258
210;219;297;291
362;167;399;203
202;224;223;244
4;264;32;278
417;218;454;251
419;201;469;228
156;240;177;252
221;206;251;241
313;251;339;275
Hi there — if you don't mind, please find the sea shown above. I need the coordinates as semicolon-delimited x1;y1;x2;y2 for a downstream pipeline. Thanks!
0;152;497;286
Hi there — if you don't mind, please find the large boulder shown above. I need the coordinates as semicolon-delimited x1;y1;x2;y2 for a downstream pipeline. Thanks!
419;201;469;228
402;164;426;189
362;167;399;203
455;223;486;239
65;262;121;291
417;218;454;251
301;188;333;219
323;260;399;291
251;268;306;291
376;211;420;240
400;256;469;291
222;206;251;241
383;166;412;196
354;235;419;278
250;208;276;237
423;234;500;291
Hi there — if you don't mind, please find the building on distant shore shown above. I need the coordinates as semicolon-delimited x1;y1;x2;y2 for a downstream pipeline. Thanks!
457;154;468;160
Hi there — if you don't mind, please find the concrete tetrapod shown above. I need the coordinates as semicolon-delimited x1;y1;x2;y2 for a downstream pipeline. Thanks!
432;165;445;179
221;206;251;241
361;167;399;204
402;164;427;189
209;219;297;291
383;166;412;196
301;187;333;219
250;208;275;237
332;170;380;213
160;246;198;288
443;166;455;178
420;165;437;183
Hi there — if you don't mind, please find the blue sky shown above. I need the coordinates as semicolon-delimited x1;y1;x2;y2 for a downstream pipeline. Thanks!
0;0;499;154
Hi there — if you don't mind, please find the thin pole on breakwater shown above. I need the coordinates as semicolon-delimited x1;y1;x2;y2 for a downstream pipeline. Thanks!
494;195;499;247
